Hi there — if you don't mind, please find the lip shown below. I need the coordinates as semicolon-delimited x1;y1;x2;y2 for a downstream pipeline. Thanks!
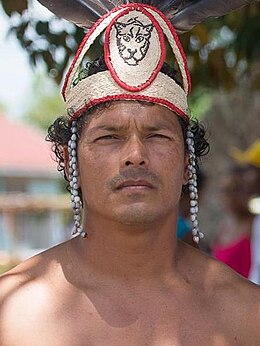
117;179;154;190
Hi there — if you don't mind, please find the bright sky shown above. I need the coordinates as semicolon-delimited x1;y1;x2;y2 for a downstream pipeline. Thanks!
0;1;52;119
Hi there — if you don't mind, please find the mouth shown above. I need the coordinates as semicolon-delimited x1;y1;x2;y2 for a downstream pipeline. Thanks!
125;52;137;60
117;179;154;191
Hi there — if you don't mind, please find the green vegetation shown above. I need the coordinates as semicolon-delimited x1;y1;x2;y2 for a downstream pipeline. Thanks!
24;73;65;130
0;262;18;275
0;1;259;90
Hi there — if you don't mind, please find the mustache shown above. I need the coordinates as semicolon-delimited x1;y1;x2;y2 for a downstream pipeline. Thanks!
108;167;161;191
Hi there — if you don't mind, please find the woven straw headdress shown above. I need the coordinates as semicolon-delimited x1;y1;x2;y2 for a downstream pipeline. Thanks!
38;0;253;121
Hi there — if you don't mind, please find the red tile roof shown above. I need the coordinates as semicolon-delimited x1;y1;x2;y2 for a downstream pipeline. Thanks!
0;115;57;174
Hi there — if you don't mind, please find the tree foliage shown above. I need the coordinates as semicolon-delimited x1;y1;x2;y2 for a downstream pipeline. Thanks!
1;0;259;89
24;73;65;130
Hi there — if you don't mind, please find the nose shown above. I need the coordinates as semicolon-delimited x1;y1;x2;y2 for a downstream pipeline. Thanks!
128;48;137;54
120;135;149;168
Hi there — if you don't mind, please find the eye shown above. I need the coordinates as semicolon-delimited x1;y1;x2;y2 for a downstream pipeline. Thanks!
95;135;120;142
136;36;144;43
123;35;131;42
147;134;170;140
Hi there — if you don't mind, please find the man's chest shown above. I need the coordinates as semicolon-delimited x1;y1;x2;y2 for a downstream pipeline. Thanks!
30;299;241;346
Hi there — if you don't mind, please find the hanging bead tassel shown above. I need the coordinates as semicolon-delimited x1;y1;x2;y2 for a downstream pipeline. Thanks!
186;126;204;244
68;120;87;238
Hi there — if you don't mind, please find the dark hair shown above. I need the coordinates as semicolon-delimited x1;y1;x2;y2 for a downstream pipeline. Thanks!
46;57;210;189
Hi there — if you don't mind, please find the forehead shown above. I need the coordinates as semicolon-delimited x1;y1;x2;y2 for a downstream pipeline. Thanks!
82;101;182;132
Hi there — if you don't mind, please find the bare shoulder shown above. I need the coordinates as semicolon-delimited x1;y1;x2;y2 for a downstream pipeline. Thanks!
209;254;260;344
0;239;73;345
0;238;70;290
182;240;260;302
180;241;260;343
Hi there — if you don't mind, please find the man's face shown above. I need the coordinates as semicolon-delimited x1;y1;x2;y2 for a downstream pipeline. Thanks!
244;166;260;197
77;101;189;226
220;173;250;215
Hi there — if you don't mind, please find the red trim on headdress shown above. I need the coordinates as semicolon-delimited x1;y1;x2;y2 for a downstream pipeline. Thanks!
144;4;192;94
69;94;189;122
104;5;166;92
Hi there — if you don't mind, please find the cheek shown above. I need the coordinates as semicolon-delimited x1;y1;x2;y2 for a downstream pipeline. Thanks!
150;145;186;188
77;149;116;193
154;144;185;169
78;151;99;182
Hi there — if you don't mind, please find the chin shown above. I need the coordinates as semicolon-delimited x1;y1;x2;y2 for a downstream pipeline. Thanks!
112;204;166;225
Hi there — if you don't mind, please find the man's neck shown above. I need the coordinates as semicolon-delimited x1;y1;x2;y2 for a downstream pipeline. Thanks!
72;212;180;283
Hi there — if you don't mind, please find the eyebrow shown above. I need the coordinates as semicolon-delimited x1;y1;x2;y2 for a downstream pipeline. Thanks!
143;124;173;131
88;125;128;134
88;122;174;134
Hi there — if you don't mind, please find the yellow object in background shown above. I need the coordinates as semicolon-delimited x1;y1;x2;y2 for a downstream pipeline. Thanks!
230;140;260;168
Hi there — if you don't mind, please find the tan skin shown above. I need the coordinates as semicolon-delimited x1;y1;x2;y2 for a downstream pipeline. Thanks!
0;101;260;346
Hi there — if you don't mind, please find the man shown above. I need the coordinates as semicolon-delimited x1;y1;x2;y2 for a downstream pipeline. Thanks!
212;166;253;278
231;140;260;284
1;1;259;345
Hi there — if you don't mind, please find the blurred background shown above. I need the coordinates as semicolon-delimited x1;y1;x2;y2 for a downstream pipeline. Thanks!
0;1;259;280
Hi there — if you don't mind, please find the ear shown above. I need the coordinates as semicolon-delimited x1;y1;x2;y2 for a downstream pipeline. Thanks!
114;22;125;34
64;147;70;181
183;153;190;186
145;24;153;34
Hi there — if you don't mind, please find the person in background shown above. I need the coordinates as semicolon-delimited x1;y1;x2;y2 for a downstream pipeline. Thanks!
212;166;253;278
231;140;260;284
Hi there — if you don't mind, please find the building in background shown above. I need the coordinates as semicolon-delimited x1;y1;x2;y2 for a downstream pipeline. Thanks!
0;115;70;264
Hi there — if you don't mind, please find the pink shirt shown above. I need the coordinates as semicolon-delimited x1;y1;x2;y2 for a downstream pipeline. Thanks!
213;235;251;278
